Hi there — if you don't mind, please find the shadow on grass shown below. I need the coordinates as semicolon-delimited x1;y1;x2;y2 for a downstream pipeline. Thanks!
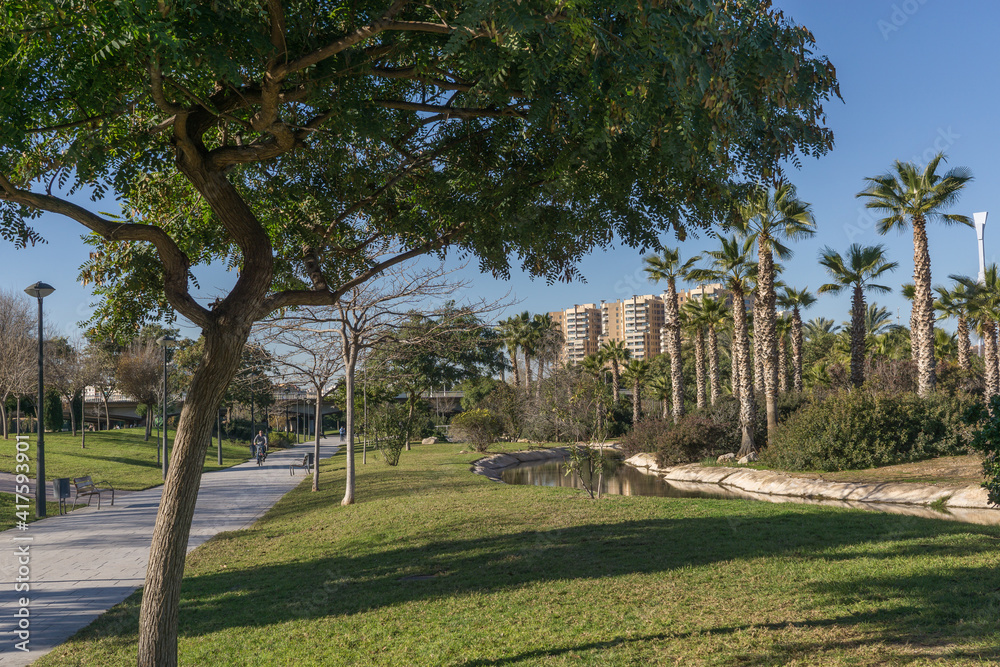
162;508;1000;656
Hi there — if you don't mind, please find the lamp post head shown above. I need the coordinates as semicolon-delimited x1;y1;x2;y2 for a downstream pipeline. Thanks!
974;211;988;240
156;335;178;348
24;282;55;299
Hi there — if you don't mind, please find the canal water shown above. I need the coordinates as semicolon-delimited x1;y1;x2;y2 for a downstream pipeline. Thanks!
500;457;1000;526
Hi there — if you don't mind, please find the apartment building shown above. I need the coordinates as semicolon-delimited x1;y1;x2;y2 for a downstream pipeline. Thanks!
601;294;665;360
549;303;602;364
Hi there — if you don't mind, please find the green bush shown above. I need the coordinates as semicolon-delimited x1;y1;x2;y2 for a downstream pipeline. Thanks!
451;408;504;452
620;416;727;467
762;390;979;471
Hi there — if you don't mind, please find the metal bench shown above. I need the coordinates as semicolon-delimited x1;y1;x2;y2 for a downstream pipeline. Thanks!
289;453;314;476
73;476;115;509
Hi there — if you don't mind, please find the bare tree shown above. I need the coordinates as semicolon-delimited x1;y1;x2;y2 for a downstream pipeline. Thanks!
85;342;120;431
117;343;162;441
45;337;96;440
0;289;34;439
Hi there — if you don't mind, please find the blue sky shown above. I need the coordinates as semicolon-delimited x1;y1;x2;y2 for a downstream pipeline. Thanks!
2;0;998;339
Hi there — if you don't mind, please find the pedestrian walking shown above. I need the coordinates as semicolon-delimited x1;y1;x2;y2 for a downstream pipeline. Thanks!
339;425;346;442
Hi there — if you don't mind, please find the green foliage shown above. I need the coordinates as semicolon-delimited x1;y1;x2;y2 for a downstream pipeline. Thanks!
368;403;410;466
458;376;501;411
451;409;504;453
44;389;63;432
621;416;727;467
967;396;1000;506
564;445;619;499
763;390;978;471
480;383;527;442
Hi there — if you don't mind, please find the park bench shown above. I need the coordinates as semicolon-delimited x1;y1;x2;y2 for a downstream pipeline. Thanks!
289;453;314;476
72;476;115;509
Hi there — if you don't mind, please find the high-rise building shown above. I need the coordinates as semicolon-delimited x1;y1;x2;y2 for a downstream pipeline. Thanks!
549;304;602;364
601;294;665;360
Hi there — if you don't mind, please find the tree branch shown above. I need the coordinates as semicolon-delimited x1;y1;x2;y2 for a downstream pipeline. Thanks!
0;172;211;328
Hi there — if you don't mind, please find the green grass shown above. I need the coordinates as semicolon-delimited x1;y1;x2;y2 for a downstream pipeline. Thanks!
0;429;258;490
36;443;1000;666
0;492;71;531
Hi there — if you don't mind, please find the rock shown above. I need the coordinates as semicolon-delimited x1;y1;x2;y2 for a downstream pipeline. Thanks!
717;453;736;463
459;450;467;454
421;437;438;445
737;452;759;465
517;438;531;443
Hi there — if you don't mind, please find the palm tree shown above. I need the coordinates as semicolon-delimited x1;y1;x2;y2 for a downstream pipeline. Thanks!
861;303;897;336
732;184;814;443
600;339;630;404
818;244;899;387
690;235;757;456
647;374;672;420
804;317;840;338
698;297;729;404
682;300;708;409
951;267;1000;403
857;153;973;395
580;354;605;383
499;312;530;388
933;328;957;362
643;248;699;423
777;286;816;392
776;314;792;393
934;282;975;371
531;313;562;396
622;358;651;425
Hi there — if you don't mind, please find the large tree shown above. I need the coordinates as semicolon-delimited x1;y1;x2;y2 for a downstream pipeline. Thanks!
0;289;34;439
777;286;815;392
732;184;814;444
817;244;898;388
0;4;839;663
857;153;972;396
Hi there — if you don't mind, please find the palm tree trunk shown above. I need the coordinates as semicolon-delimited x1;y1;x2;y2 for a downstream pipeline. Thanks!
792;307;804;392
707;325;721;405
731;333;741;402
912;216;936;396
753;330;764;393
957;314;970;371
732;285;756;456
756;239;779;445
850;284;866;387
694;327;707;409
665;279;685;423
508;349;520;387
984;319;999;402
778;338;789;393
661;397;669;420
524;355;534;394
632;380;640;425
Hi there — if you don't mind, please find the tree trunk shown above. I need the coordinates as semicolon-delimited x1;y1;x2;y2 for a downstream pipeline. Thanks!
984;319;998;402
136;320;250;667
611;361;620;404
405;392;417;451
67;394;76;437
524;355;534;394
661;397;669;419
508;349;520;387
312;392;322;492
145;409;152;441
912;216;936;396
707;326;721;405
731;333;741;403
850;284;866;388
103;397;110;431
664;279;684;423
957;314;970;371
694;327;706;409
778;338;789;393
791;307;804;392
732;285;756;457
632;380;640;425
1;399;8;439
752;329;764;393
756;237;778;446
342;353;358;506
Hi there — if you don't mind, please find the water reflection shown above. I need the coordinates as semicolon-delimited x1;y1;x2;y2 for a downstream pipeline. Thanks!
501;458;1000;526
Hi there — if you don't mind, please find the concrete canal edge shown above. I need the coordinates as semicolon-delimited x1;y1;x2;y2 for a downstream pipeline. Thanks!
623;453;995;510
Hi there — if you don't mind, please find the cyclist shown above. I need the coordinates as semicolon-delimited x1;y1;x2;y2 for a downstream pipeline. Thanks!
252;430;268;465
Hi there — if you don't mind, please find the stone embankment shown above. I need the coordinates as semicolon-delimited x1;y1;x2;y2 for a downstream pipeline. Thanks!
471;448;569;481
625;453;993;509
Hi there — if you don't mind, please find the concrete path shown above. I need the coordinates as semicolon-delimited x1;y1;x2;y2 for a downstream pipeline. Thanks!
0;438;339;666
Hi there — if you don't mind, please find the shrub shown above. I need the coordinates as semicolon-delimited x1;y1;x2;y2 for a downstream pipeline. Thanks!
762;390;979;471
369;403;409;466
620;416;727;467
450;408;504;452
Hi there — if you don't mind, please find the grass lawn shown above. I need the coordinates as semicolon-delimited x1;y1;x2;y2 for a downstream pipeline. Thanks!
0;429;260;491
0;492;71;530
37;443;1000;666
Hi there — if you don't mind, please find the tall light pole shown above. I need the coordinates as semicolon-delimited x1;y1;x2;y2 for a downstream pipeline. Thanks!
975;212;988;284
24;282;54;518
157;336;177;480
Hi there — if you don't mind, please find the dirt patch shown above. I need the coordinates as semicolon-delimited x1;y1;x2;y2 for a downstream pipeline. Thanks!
783;454;984;487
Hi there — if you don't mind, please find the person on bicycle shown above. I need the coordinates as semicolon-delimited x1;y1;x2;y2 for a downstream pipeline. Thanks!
252;430;268;462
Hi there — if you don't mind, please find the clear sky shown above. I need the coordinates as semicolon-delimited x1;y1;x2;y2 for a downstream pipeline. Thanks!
2;0;998;339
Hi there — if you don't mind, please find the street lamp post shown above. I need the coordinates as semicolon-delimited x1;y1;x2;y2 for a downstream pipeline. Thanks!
974;212;988;284
24;282;54;518
157;336;177;480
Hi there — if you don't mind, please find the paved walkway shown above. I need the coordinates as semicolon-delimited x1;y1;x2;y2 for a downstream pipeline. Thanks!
0;438;339;666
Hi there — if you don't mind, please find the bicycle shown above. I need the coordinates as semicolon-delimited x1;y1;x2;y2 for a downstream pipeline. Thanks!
255;443;267;467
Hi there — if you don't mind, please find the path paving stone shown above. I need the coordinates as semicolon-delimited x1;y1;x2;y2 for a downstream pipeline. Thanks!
0;438;338;666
